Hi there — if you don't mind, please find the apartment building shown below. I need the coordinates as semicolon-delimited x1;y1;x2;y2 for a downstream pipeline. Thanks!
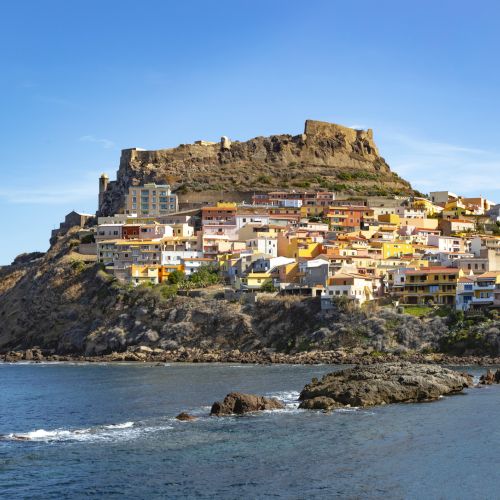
401;267;463;306
326;206;375;232
125;183;178;217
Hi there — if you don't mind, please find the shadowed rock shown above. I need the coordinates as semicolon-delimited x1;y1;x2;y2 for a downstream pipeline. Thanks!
299;362;472;410
210;392;284;416
479;369;500;385
175;412;197;421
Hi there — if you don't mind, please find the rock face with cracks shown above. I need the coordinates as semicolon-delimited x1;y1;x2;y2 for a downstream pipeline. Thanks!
299;363;472;410
98;119;415;216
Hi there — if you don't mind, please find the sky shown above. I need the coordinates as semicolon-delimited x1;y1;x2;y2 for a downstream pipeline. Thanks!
1;0;499;264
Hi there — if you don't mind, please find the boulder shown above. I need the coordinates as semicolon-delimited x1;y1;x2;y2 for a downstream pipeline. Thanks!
299;362;472;410
480;369;496;385
479;369;500;384
175;412;197;421
210;392;285;416
133;345;153;354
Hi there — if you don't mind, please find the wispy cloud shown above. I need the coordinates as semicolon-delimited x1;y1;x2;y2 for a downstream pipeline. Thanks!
79;135;115;149
0;180;97;205
380;132;500;201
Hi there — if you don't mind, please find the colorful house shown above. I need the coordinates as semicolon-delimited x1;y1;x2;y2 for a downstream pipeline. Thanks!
401;267;463;306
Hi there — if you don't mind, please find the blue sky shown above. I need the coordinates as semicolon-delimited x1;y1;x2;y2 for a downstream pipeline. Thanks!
1;0;499;264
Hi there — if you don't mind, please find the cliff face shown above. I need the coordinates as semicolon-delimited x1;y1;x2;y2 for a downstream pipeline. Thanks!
99;120;414;215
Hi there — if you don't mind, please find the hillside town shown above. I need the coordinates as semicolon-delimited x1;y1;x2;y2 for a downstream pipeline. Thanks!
60;181;500;314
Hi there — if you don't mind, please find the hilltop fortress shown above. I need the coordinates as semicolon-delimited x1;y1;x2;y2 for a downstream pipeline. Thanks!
98;119;413;216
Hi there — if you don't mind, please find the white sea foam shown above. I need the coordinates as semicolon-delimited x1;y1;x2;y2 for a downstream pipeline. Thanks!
267;390;301;408
103;421;134;429
2;420;174;443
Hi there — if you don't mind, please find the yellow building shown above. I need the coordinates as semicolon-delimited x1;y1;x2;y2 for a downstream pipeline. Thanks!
379;242;414;259
401;267;463;306
277;233;323;259
300;205;326;218
236;271;273;290
412;198;443;216
130;265;160;285
378;213;400;225
130;264;184;285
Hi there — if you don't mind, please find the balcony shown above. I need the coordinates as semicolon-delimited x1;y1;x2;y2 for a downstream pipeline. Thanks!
475;283;496;290
471;296;494;304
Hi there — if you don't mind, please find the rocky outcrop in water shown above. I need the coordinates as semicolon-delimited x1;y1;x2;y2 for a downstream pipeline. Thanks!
299;363;472;409
210;392;284;416
479;369;500;385
175;412;197;421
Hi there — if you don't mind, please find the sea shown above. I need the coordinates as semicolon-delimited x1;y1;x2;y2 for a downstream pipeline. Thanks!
0;362;498;499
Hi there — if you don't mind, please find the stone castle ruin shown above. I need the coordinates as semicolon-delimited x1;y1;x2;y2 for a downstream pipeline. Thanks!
97;120;413;216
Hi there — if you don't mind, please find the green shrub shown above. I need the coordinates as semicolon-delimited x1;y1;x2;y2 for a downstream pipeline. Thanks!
70;260;86;273
80;234;95;244
260;281;276;293
257;175;272;185
168;269;185;285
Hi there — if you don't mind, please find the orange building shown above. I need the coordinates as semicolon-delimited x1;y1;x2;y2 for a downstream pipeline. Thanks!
327;206;375;232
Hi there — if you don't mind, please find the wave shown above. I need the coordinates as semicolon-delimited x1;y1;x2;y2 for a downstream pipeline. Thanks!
1;420;173;443
103;421;134;429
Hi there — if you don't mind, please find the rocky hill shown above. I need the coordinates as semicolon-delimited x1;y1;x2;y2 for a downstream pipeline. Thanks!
99;120;414;215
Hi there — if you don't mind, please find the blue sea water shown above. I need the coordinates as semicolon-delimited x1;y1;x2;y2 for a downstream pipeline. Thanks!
0;362;498;499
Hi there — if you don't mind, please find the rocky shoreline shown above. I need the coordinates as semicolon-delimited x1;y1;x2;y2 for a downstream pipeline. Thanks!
3;346;500;366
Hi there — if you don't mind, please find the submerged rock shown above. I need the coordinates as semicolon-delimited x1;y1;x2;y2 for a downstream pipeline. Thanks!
175;412;197;421
299;362;472;410
210;392;284;416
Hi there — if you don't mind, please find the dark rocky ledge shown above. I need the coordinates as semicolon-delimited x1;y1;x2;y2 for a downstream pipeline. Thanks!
3;347;500;366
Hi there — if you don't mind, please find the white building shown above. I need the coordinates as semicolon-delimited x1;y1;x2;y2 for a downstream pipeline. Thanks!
161;250;204;267
246;237;278;257
430;191;459;205
427;235;465;253
322;272;375;305
96;224;123;242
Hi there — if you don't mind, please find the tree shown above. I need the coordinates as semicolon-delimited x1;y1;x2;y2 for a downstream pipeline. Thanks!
260;281;276;293
168;269;185;285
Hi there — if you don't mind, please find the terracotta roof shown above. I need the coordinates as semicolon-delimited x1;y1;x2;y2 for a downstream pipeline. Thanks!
477;271;500;279
458;277;475;283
